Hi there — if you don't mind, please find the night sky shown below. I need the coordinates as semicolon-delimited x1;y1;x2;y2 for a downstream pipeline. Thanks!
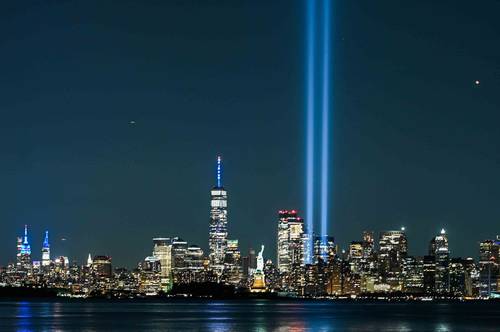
1;1;499;267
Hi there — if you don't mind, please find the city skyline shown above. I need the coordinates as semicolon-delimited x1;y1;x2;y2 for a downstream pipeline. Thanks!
1;1;500;268
2;153;499;299
2;1;500;331
5;181;500;299
4;155;499;271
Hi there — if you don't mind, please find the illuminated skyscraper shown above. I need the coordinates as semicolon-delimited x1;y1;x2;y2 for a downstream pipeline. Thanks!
449;258;469;297
348;241;363;274
224;239;242;286
478;238;499;297
54;256;69;269
153;237;172;291
18;225;32;270
185;245;204;272
171;237;188;283
362;231;375;259
171;237;188;270
92;255;112;278
429;229;450;294
16;237;22;266
423;255;436;294
302;233;312;266
20;225;31;255
402;256;424;293
277;210;305;273
183;245;205;283
379;229;408;289
379;230;408;261
275;210;308;293
209;156;228;275
360;231;376;285
42;231;50;266
313;235;335;264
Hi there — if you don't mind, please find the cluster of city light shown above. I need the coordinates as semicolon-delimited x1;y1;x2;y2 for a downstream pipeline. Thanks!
3;158;500;300
305;0;332;262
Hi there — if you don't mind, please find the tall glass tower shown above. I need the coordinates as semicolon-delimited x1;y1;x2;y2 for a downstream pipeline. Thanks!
277;210;305;273
429;229;450;294
209;156;228;275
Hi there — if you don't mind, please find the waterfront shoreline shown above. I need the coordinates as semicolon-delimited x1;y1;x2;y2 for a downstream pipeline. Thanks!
0;286;498;303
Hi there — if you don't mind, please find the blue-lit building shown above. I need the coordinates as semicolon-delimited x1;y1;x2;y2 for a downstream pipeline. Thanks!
42;230;51;266
17;225;32;270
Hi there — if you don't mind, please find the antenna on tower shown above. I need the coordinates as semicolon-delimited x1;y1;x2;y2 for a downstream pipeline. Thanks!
43;230;49;248
87;253;93;267
216;156;222;187
23;225;28;244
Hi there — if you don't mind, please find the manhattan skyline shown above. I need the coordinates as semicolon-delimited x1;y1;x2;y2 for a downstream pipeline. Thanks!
1;1;500;268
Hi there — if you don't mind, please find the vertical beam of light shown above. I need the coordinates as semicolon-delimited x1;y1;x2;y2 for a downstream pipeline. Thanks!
320;0;331;239
305;0;316;264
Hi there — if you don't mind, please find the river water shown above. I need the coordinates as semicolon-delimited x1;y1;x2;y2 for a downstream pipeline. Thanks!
0;299;498;331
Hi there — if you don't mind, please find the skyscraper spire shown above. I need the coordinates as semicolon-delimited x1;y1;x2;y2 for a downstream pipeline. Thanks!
43;231;49;248
209;155;228;277
216;155;222;188
42;230;50;266
23;224;28;245
20;225;31;256
87;253;93;267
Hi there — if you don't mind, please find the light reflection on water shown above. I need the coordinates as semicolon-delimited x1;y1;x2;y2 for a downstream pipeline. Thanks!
15;301;32;332
0;300;496;332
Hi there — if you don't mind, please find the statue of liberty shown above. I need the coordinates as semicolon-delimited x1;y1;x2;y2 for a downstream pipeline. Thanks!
250;244;266;292
256;245;264;272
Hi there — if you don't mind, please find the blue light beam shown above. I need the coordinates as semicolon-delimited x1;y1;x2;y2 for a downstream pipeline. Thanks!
320;0;331;239
305;0;316;264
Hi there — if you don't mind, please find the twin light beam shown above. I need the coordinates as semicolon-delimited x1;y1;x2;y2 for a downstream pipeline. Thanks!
305;0;332;262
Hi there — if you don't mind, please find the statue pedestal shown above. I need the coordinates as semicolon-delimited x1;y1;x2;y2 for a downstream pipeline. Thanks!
250;272;266;293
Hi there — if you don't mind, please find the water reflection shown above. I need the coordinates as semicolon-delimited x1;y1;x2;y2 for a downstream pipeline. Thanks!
435;323;451;332
15;301;32;332
0;300;498;331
